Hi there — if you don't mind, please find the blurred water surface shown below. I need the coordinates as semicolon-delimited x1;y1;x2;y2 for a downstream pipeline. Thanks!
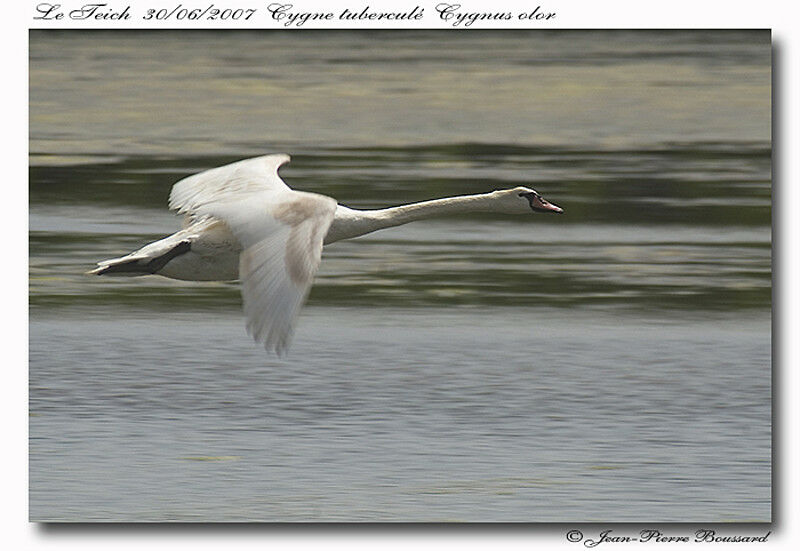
29;30;771;522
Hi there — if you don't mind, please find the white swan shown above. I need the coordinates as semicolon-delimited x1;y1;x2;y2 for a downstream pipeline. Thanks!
90;154;563;355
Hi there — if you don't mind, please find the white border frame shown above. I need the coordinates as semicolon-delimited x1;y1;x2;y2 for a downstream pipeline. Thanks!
9;1;797;548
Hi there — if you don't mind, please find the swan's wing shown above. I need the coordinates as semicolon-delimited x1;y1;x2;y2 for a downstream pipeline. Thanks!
168;154;291;216
194;189;337;355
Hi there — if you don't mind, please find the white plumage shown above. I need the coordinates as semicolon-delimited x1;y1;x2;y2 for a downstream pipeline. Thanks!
91;154;563;355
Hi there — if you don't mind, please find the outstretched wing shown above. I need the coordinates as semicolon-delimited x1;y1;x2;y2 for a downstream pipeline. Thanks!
169;154;337;355
169;154;291;216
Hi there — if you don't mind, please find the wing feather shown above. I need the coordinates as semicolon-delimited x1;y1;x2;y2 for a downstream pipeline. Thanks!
167;154;336;354
230;196;335;355
190;193;336;355
168;154;291;215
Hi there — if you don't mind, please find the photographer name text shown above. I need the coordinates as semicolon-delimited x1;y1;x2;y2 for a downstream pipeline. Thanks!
566;529;772;547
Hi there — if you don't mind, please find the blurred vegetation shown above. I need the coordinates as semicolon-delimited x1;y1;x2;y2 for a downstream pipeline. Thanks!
30;144;770;315
30;142;770;226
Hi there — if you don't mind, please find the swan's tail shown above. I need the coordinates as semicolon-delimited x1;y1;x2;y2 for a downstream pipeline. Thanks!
88;240;191;276
88;256;152;276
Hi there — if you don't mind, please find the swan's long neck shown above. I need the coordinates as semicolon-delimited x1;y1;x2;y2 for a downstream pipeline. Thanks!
324;192;498;244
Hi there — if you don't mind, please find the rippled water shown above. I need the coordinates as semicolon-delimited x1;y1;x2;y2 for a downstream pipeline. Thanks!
29;30;771;522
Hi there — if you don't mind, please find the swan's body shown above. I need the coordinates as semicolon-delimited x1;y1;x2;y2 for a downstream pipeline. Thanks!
91;154;563;354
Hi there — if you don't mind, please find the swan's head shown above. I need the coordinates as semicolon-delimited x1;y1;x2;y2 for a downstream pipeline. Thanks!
493;187;564;214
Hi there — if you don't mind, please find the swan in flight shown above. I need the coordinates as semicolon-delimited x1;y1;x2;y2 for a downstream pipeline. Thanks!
90;154;563;355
